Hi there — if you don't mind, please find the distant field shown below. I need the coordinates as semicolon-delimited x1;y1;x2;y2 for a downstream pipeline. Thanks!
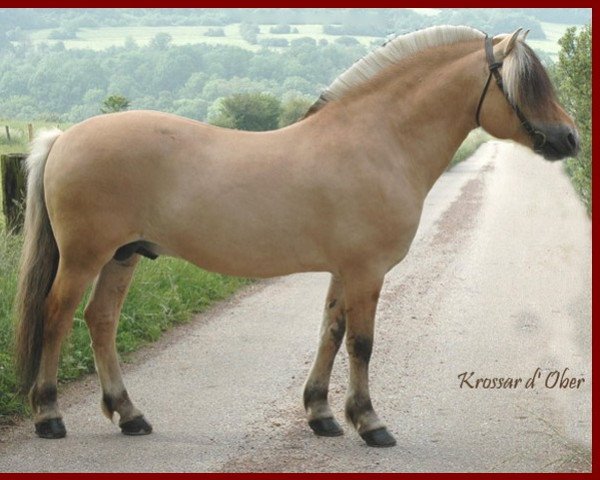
528;22;575;56
0;119;70;157
26;20;576;58
28;24;382;52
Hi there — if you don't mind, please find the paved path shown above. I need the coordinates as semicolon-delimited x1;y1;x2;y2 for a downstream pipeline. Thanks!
0;142;591;472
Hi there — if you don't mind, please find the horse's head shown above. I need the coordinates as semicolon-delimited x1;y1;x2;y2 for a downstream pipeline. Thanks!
477;29;579;161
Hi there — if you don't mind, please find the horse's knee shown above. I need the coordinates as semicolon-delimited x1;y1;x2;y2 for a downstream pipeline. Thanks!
84;305;117;344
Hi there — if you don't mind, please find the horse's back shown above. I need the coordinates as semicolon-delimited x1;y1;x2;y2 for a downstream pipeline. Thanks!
42;111;336;275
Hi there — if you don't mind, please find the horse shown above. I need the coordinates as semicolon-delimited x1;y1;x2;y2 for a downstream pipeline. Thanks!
14;25;579;448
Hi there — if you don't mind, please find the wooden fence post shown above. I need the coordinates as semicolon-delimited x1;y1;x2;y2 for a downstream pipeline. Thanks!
1;153;27;233
27;123;34;142
4;125;10;142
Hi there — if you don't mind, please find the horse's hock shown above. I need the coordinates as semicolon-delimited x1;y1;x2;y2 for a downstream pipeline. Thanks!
1;153;27;233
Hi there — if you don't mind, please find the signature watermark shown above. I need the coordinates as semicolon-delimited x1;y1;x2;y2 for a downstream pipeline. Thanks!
458;367;585;390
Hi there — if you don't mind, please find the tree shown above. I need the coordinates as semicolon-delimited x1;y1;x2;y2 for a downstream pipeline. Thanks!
205;27;225;37
554;24;591;212
149;32;172;50
208;92;281;131
101;94;131;113
239;22;260;44
279;95;313;127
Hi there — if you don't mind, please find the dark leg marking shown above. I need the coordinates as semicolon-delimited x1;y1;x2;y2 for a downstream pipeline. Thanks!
345;393;374;427
328;299;337;309
304;385;342;436
31;384;58;407
102;390;131;417
303;385;328;410
103;390;153;435
31;385;66;439
351;335;373;364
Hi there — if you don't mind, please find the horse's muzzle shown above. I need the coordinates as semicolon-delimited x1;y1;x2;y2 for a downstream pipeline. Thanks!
536;124;580;161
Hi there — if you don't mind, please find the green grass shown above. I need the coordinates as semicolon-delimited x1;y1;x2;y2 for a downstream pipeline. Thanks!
450;128;492;168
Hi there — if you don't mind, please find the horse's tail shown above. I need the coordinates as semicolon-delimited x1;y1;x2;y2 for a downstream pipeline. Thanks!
14;128;62;394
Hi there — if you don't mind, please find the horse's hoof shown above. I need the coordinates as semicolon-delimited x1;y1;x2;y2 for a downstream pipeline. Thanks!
308;417;344;437
35;418;66;439
120;416;153;436
360;427;397;447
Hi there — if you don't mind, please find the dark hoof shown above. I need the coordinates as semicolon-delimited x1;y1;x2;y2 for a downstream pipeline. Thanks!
120;416;153;436
35;418;66;439
360;427;397;447
308;417;344;437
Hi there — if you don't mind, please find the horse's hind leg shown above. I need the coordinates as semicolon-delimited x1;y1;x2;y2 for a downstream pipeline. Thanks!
303;275;346;437
343;270;396;447
31;260;97;438
83;255;152;435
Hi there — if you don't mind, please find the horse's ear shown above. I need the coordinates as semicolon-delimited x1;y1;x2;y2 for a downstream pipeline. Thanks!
493;28;523;60
521;29;531;41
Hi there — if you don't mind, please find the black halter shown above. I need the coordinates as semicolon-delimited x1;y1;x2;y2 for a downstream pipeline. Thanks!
475;34;546;150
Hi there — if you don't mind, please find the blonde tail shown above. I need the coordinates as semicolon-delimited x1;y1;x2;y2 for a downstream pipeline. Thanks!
14;128;62;394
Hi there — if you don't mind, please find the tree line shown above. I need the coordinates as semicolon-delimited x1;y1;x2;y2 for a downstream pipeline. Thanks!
0;8;590;39
0;37;365;123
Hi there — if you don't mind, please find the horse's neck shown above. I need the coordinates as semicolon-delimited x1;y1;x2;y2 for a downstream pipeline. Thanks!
336;44;484;193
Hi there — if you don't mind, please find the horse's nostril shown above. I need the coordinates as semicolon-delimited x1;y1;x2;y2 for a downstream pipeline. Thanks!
567;132;577;150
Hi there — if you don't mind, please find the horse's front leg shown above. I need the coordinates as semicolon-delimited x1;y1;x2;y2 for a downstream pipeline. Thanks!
303;275;346;436
343;270;396;447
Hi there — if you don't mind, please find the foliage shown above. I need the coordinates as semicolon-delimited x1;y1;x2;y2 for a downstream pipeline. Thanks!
554;25;591;212
259;37;289;48
269;24;291;34
239;22;260;45
205;27;225;37
149;32;173;50
279;95;313;127
48;27;78;40
208;92;281;131
100;94;131;114
335;36;360;46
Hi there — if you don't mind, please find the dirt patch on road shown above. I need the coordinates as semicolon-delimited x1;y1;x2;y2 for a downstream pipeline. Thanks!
431;164;493;250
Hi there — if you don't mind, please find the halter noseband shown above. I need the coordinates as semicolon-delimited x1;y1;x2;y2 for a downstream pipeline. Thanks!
475;34;546;150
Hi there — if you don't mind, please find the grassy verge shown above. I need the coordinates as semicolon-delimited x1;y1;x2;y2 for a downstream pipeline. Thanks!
449;128;491;168
0;227;251;424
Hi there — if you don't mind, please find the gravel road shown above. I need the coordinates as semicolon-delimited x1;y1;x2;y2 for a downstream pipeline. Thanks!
0;141;591;472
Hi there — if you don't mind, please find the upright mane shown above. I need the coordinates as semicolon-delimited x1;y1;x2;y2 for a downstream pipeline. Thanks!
306;25;486;116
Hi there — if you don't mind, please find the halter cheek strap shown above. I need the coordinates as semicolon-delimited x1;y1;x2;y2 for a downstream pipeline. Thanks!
475;35;547;150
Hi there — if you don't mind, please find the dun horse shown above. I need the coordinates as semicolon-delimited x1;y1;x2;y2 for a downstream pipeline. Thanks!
15;26;578;447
